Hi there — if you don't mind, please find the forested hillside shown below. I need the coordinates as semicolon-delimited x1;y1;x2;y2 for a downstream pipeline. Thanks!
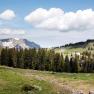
0;48;94;73
54;39;94;56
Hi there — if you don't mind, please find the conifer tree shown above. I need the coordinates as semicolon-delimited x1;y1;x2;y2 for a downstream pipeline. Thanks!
64;55;70;72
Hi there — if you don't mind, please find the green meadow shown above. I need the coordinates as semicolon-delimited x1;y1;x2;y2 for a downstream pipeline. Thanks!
0;66;94;94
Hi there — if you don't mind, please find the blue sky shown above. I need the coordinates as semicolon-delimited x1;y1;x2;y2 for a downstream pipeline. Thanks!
0;0;94;47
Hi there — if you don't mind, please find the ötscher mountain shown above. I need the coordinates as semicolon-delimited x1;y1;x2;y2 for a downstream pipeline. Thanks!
0;38;40;49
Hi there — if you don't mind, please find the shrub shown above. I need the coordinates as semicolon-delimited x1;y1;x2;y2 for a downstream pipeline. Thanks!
21;84;37;92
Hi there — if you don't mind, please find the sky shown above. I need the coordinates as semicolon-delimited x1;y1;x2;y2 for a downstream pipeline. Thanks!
0;0;94;47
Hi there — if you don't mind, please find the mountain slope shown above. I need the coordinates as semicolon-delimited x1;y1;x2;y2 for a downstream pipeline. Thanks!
54;39;94;54
0;38;40;49
60;39;94;48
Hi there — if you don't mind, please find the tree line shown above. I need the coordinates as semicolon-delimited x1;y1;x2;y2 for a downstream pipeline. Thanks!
0;48;94;73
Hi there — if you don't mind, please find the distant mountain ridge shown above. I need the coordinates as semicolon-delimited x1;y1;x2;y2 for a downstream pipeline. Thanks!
54;39;94;49
63;39;94;48
0;38;40;49
53;39;94;54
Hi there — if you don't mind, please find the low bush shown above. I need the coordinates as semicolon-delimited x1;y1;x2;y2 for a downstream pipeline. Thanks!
21;84;37;92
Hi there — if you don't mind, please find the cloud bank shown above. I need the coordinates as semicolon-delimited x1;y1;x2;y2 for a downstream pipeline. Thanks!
0;9;16;20
0;28;26;35
25;8;94;32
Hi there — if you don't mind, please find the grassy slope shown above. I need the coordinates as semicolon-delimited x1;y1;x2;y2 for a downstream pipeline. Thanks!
54;47;85;57
54;42;94;55
0;66;94;94
0;66;56;94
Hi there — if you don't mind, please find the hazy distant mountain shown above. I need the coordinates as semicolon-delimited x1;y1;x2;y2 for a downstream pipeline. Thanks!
0;38;40;49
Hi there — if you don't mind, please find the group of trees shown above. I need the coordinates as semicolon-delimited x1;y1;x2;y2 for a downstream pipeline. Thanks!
0;48;94;73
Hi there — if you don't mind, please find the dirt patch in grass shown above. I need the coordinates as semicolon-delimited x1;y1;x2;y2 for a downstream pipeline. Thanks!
0;79;8;90
0;79;7;86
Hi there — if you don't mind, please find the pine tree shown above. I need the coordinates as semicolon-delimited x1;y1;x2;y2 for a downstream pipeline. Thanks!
16;49;24;68
74;54;79;73
10;48;17;67
58;54;64;72
1;48;9;66
64;55;70;72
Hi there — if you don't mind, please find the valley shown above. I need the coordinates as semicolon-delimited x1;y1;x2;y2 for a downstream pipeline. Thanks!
0;0;94;94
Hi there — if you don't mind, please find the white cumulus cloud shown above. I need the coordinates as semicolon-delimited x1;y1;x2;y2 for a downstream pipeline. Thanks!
0;9;16;20
25;8;94;32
